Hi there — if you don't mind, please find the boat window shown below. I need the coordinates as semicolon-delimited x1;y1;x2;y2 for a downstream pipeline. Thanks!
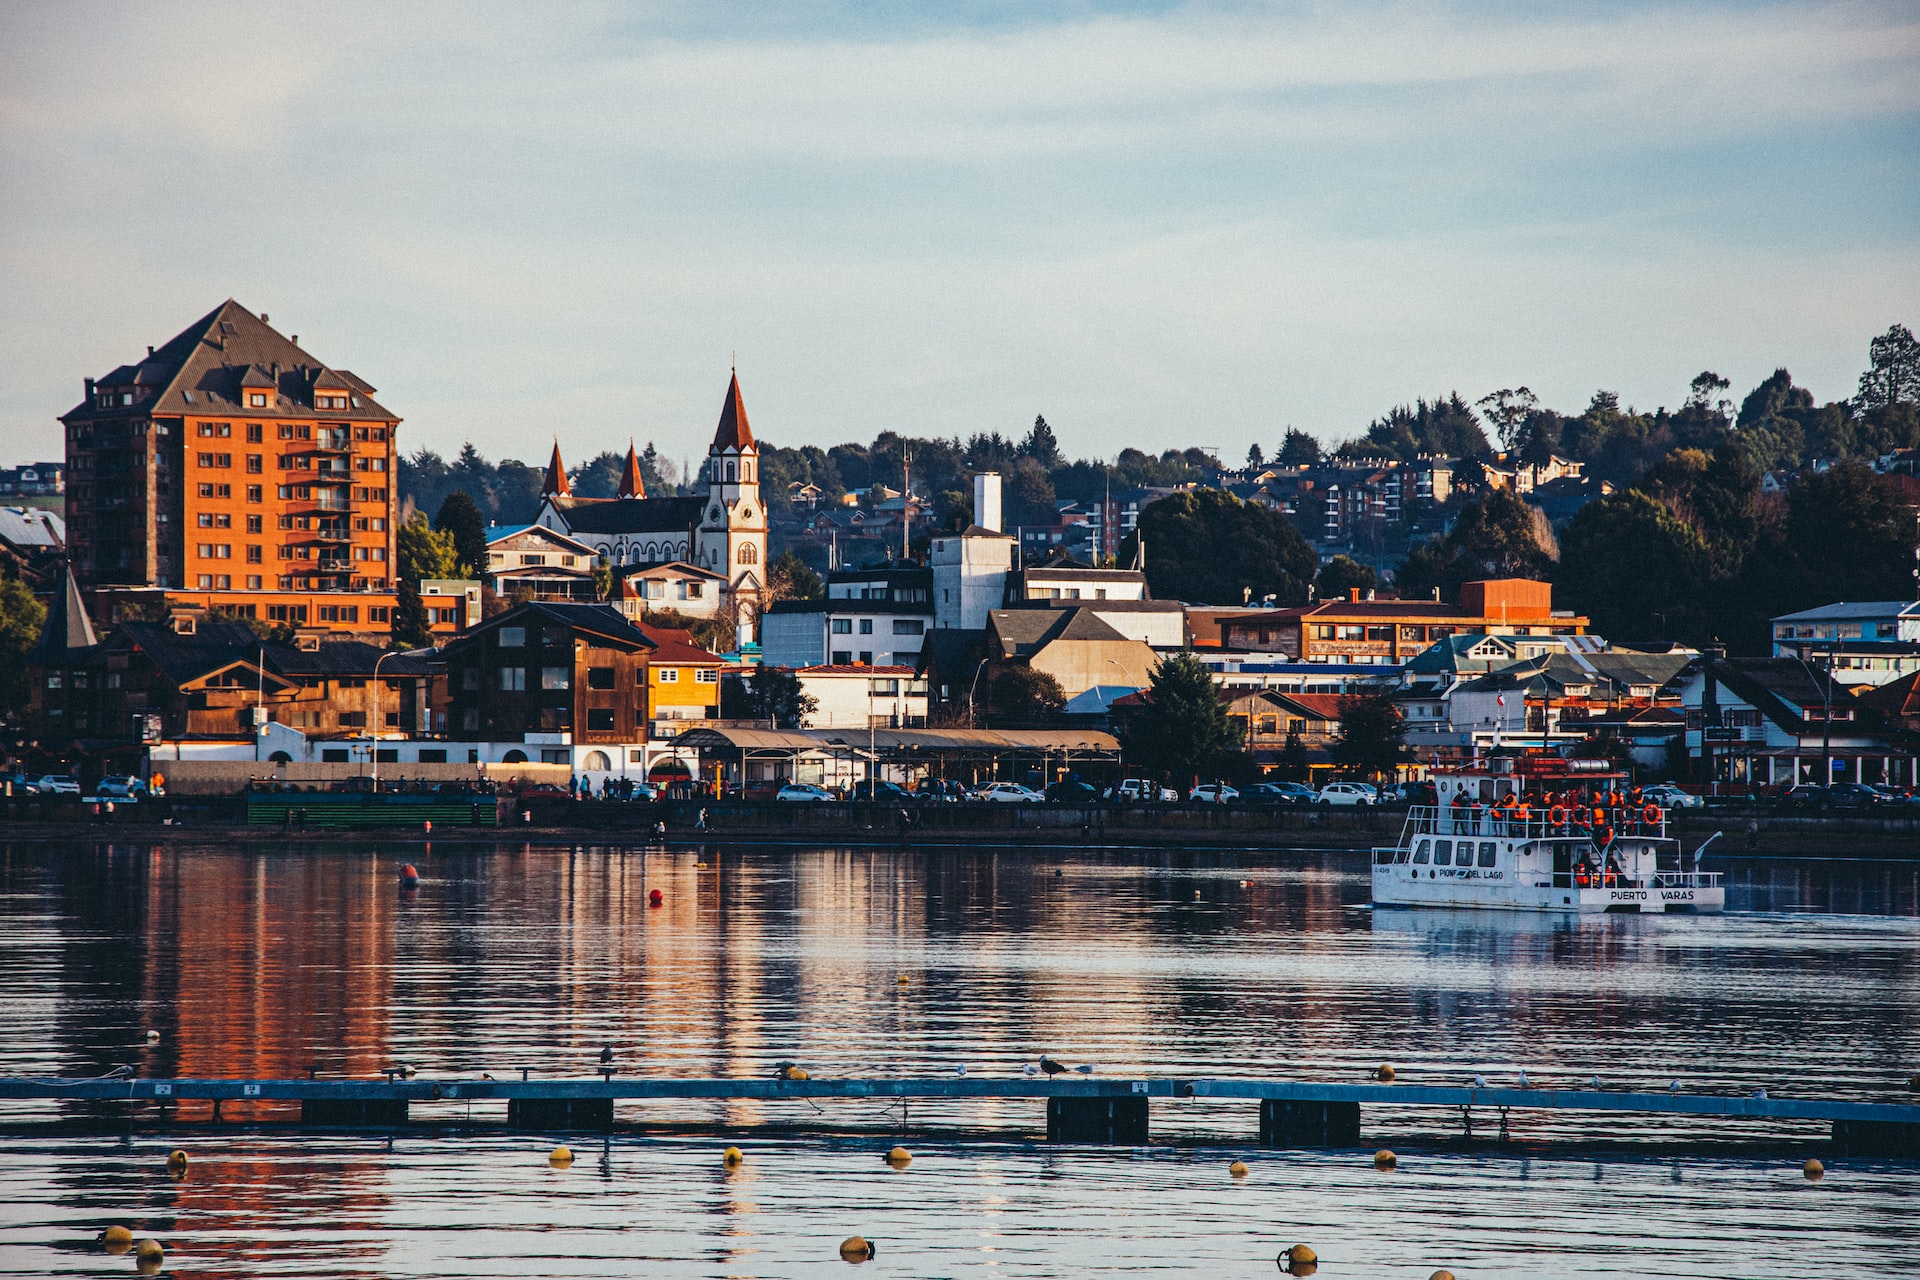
1412;840;1430;865
1433;840;1452;866
1478;841;1497;868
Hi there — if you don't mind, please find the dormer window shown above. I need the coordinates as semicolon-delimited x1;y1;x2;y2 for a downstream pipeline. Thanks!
317;394;348;410
248;393;268;408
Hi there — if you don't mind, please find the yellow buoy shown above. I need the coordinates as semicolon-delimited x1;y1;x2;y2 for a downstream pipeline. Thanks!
165;1149;189;1174
897;975;911;985
1374;1148;1398;1169
1281;1243;1318;1274
136;1238;164;1261
839;1235;876;1262
788;1067;810;1080
548;1145;573;1166
886;1146;913;1167
1430;1271;1457;1280
1229;1160;1249;1178
101;1225;134;1253
1804;1158;1824;1181
1375;1063;1395;1082
723;1146;745;1168
1285;1244;1317;1264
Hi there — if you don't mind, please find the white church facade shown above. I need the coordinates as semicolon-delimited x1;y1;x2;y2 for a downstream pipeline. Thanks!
534;373;768;630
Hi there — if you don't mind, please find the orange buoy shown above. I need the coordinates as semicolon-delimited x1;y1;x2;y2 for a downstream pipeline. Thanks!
400;864;419;886
649;888;664;907
1804;1158;1824;1180
1229;1160;1249;1178
839;1235;876;1262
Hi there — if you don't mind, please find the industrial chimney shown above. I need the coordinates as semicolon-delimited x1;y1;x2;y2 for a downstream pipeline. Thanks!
973;472;1002;533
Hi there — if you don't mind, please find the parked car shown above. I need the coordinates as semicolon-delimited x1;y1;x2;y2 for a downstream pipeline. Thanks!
1867;784;1918;807
1316;781;1377;807
1105;778;1179;803
914;778;966;803
850;779;915;803
970;782;1045;803
1640;784;1704;811
1241;782;1316;807
1188;783;1239;804
32;774;81;796
1824;782;1888;809
1044;779;1101;803
775;782;835;802
94;776;148;800
5;773;41;795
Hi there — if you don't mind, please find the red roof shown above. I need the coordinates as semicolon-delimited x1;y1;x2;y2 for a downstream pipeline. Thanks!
647;638;723;665
542;439;570;497
712;372;755;452
617;443;645;499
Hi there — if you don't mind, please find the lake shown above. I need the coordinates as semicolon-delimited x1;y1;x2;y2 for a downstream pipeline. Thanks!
0;837;1917;1277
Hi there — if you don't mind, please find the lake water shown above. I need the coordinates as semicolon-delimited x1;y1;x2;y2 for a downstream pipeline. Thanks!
1;837;1917;1277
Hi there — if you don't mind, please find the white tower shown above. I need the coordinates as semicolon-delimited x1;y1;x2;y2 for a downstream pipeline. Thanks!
697;372;767;630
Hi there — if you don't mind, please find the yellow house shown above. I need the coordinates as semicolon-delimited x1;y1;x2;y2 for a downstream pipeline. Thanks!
641;625;722;738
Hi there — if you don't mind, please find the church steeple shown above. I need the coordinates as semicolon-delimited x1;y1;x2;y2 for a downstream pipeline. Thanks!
711;372;755;453
541;438;571;498
617;441;646;499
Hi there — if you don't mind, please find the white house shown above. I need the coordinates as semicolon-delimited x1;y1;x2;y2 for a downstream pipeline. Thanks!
793;665;930;729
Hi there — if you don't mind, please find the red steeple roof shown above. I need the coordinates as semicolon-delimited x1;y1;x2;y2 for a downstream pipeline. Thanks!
617;442;646;499
712;372;754;452
542;439;571;497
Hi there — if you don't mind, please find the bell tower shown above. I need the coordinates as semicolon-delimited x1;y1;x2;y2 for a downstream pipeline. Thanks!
697;371;766;631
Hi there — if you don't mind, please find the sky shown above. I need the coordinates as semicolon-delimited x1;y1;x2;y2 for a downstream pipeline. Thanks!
2;0;1916;474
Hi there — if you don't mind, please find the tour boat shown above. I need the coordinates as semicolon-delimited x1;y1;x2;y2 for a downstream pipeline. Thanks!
1372;755;1724;914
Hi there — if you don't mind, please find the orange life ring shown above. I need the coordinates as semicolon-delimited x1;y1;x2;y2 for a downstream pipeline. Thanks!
1549;805;1568;826
1643;803;1662;825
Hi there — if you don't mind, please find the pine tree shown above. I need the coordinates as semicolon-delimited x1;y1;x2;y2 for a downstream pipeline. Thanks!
390;579;433;649
434;490;488;579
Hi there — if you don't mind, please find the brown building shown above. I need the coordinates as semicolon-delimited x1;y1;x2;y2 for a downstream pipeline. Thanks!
60;300;400;632
1219;578;1588;665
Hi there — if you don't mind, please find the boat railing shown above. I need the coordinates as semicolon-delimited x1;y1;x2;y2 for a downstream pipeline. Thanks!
1399;804;1668;841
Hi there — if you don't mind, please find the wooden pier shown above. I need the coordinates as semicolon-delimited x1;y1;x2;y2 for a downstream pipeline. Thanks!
3;1075;1916;1153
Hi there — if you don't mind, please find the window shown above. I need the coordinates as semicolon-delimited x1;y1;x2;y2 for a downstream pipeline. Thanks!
498;627;526;648
892;619;925;636
247;485;262;503
462;668;480;691
1478;842;1497;868
588;667;616;689
858;619;874;635
368;606;390;623
737;544;757;565
339;711;367;728
657;668;678;683
831;650;852;664
587;709;615;731
246;423;263;442
1412;839;1430;865
520;553;547;566
500;667;527;691
541;666;570;690
1310;624;1335;640
1433;840;1453;866
247;454;263;473
831;619;852;634
245;575;262;589
462;708;481;731
695;668;718;684
1366;626;1393;641
1337;625;1364;640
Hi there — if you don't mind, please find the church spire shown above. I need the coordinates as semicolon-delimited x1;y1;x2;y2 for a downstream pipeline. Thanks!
617;441;646;499
31;562;98;661
711;371;755;453
541;438;571;497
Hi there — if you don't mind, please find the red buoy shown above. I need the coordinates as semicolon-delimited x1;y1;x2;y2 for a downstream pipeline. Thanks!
649;888;664;907
400;864;420;885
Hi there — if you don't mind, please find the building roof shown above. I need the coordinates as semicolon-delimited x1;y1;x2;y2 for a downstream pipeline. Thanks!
622;559;725;582
798;664;918;675
1701;656;1852;732
712;372;755;452
546;494;706;535
617;444;646;499
64;300;395;423
270;641;436;678
987;607;1129;657
30;564;99;659
542;440;570;497
1773;600;1920;623
0;506;65;550
486;523;597;555
1858;671;1920;720
1264;691;1347;720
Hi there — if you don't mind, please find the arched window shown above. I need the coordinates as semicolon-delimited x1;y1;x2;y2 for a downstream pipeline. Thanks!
502;749;528;764
646;542;659;561
741;460;752;483
268;750;292;765
737;544;758;565
582;750;612;772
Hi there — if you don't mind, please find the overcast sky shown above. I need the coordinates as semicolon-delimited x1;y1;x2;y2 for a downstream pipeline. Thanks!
2;1;1915;473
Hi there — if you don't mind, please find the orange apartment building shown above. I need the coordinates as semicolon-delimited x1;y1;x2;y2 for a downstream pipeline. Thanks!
61;301;401;633
1218;578;1589;665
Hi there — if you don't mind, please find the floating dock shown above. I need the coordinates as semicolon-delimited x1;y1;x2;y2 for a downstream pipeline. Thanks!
4;1075;1916;1153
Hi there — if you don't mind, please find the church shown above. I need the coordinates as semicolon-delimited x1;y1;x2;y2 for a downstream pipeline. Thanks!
534;373;767;629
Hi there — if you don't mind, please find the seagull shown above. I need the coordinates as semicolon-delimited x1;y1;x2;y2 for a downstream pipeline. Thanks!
1516;1070;1531;1089
1590;1075;1602;1091
1473;1074;1487;1089
1074;1063;1096;1075
482;1072;496;1081
599;1045;614;1067
1039;1055;1070;1076
1752;1087;1767;1100
1022;1063;1040;1077
954;1064;968;1077
1669;1079;1682;1093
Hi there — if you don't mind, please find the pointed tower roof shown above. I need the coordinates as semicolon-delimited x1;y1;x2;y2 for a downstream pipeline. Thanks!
711;372;755;453
542;439;571;497
617;442;646;499
31;563;99;661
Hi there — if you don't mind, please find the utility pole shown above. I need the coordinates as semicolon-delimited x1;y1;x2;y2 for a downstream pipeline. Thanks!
902;446;912;563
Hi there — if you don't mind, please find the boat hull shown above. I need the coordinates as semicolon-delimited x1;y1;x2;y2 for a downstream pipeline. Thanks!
1371;863;1724;914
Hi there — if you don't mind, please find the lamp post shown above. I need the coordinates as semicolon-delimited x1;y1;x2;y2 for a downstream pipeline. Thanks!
371;649;396;792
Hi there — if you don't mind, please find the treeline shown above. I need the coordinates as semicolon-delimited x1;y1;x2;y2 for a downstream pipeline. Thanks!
399;443;680;528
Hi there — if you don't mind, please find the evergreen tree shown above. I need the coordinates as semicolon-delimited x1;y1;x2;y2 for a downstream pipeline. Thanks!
389;579;433;649
769;549;824;601
987;666;1067;726
1314;555;1376;601
1021;415;1063;469
1246;442;1265;469
434;490;488;579
1121;652;1240;784
721;666;818;728
1276;429;1321;465
1123;489;1317;605
1857;323;1920;411
1278;731;1310;782
0;577;47;722
1329;693;1409;781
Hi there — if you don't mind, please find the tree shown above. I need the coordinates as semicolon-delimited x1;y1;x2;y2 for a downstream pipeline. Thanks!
1688;371;1732;413
396;514;460;584
1123;489;1318;605
1314;555;1376;601
987;666;1066;726
1477;387;1539;451
1021;415;1063;469
1278;731;1310;782
1276;429;1321;465
1395;487;1555;601
389;579;433;649
1246;442;1265;470
768;549;824;601
1120;652;1241;784
1329;692;1409;781
721;666;817;728
0;577;47;721
435;490;488;579
1555;490;1712;644
1857;323;1920;411
1774;462;1919;607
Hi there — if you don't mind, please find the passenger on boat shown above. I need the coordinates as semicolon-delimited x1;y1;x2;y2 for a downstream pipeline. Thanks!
1574;857;1594;887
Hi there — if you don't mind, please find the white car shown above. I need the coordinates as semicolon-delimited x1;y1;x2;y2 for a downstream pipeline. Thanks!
95;776;148;800
1641;785;1704;810
774;783;835;802
970;782;1045;804
1106;779;1179;803
1189;784;1239;804
33;774;81;796
1316;781;1377;807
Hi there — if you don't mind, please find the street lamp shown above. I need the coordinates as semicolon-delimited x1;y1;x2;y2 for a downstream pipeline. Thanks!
370;649;397;792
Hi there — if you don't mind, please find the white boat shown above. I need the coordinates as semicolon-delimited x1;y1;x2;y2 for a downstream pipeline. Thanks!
1372;756;1724;914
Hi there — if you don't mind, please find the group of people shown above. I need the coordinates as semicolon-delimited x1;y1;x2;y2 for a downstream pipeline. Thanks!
1448;784;1666;843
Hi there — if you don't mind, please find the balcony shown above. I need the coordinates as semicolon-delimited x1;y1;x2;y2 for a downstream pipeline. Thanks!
313;429;352;453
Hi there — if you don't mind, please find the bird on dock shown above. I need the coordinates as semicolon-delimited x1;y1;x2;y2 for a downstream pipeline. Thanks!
1473;1074;1487;1089
599;1045;615;1068
1589;1075;1602;1091
1669;1079;1682;1093
1516;1069;1531;1089
1039;1055;1070;1076
482;1072;496;1081
1752;1087;1768;1099
772;1060;810;1081
954;1064;968;1077
1074;1063;1095;1075
1022;1063;1040;1077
